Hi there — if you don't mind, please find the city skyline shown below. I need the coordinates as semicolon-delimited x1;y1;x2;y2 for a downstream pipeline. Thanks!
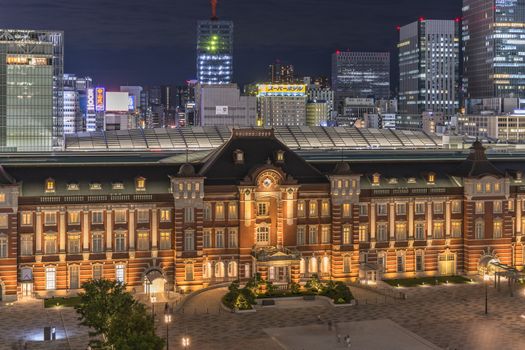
0;0;461;87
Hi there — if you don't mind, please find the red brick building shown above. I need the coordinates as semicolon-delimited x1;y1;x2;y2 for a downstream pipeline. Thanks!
0;129;521;301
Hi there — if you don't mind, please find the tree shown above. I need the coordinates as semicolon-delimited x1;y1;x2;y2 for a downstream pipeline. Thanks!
75;279;164;350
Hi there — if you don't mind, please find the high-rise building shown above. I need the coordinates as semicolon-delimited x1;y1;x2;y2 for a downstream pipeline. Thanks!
463;0;525;99
331;51;390;112
195;84;257;126
398;19;459;117
306;102;329;126
63;74;82;134
196;1;233;84
0;29;63;152
268;60;295;83
257;84;307;127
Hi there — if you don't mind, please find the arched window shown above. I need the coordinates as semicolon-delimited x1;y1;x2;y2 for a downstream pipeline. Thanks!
203;261;212;279
309;257;318;273
300;258;306;274
215;261;225;278
321;256;330;274
227;261;237;277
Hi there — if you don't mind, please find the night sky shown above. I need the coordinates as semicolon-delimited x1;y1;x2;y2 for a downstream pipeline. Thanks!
2;0;461;88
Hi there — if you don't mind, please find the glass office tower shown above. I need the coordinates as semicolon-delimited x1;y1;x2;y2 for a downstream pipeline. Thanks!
196;20;233;84
463;0;525;98
331;51;390;111
0;29;63;152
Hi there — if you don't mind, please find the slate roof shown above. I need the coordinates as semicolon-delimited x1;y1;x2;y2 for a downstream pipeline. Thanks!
454;140;505;178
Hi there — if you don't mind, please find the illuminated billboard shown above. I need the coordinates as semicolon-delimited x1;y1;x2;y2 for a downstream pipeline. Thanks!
128;95;135;111
87;88;95;110
106;92;130;112
257;84;306;97
95;87;105;112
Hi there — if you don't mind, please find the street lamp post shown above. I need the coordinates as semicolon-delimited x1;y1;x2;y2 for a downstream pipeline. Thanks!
164;304;172;350
484;273;489;315
182;336;190;349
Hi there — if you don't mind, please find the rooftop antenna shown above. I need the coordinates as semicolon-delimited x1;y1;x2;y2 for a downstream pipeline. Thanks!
211;0;218;20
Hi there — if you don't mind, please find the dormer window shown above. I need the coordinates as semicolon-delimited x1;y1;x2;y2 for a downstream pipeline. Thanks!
407;177;416;184
45;178;55;193
233;149;244;164
275;150;285;163
388;178;398;185
427;172;436;184
135;177;146;191
67;183;80;191
90;182;102;191
372;173;381;186
112;182;124;190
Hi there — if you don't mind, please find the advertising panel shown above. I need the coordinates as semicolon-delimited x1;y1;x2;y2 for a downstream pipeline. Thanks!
257;84;306;97
215;106;229;115
105;92;130;112
87;88;95;110
95;87;105;112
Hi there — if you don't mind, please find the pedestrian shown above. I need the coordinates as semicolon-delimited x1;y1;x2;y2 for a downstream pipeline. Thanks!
337;334;341;343
317;315;322;323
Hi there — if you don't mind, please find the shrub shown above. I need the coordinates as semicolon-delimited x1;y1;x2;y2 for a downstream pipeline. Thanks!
305;274;323;293
289;282;301;294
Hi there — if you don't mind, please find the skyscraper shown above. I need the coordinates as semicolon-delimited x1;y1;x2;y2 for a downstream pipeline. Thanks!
0;29;64;152
398;19;459;116
268;60;296;83
463;0;525;99
196;1;233;84
331;51;390;112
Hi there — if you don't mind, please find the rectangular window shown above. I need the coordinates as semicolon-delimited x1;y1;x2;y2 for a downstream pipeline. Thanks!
359;204;368;216
396;203;406;215
21;212;33;226
343;226;351;245
395;223;407;241
204;203;212;221
493;201;502;214
493;221;503;238
215;203;225;220
475;202;484;214
416;254;423;272
309;201;318;217
137;209;149;223
0;236;7;258
451;200;462;214
93;265;103;280
415;202;425;215
184;208;194;223
44;234;57;254
0;214;7;228
321;226;331;244
297;201;305;217
451;221;462;238
115;233;126;252
433;222;444;239
377;223;388;242
92;211;104;224
343;256;351;273
46;267;56;290
70;265;80;289
342;203;351;218
415;222;425;240
44;212;56;226
228;228;238;248
68;234;80;254
228;203;238;220
185;263;194;281
203;229;211;248
359;224;368;242
184;231;195;251
321;201;330;216
68;211;80;225
115;264;125;283
377;203;387;216
92;233;104;253
160;231;171;250
137;232;149;251
397;255;405;273
433;202;444;214
160;209;171;222
215;229;224;248
308;226;318;244
114;210;127;224
508;200;515;212
21;234;33;256
297;226;305;245
257;202;269;217
256;227;269;244
0;193;5;203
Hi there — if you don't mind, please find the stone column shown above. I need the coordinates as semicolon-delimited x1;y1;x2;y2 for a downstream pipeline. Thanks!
59;210;66;253
152;209;158;249
129;209;135;250
445;201;451;237
389;202;395;239
427;202;433;238
35;210;42;254
517;199;522;235
82;210;90;251
370;203;376;240
106;210;113;250
408;201;414;238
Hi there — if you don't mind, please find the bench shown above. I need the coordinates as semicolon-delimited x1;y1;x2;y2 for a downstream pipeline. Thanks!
303;295;316;301
261;299;275;306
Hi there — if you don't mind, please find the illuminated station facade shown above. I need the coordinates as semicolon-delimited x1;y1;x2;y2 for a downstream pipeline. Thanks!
0;129;524;301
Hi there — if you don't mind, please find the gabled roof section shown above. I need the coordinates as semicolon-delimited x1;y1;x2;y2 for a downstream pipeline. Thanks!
455;140;505;178
198;128;328;185
0;165;16;185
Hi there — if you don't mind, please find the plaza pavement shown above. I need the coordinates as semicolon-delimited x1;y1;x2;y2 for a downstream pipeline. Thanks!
1;281;525;349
